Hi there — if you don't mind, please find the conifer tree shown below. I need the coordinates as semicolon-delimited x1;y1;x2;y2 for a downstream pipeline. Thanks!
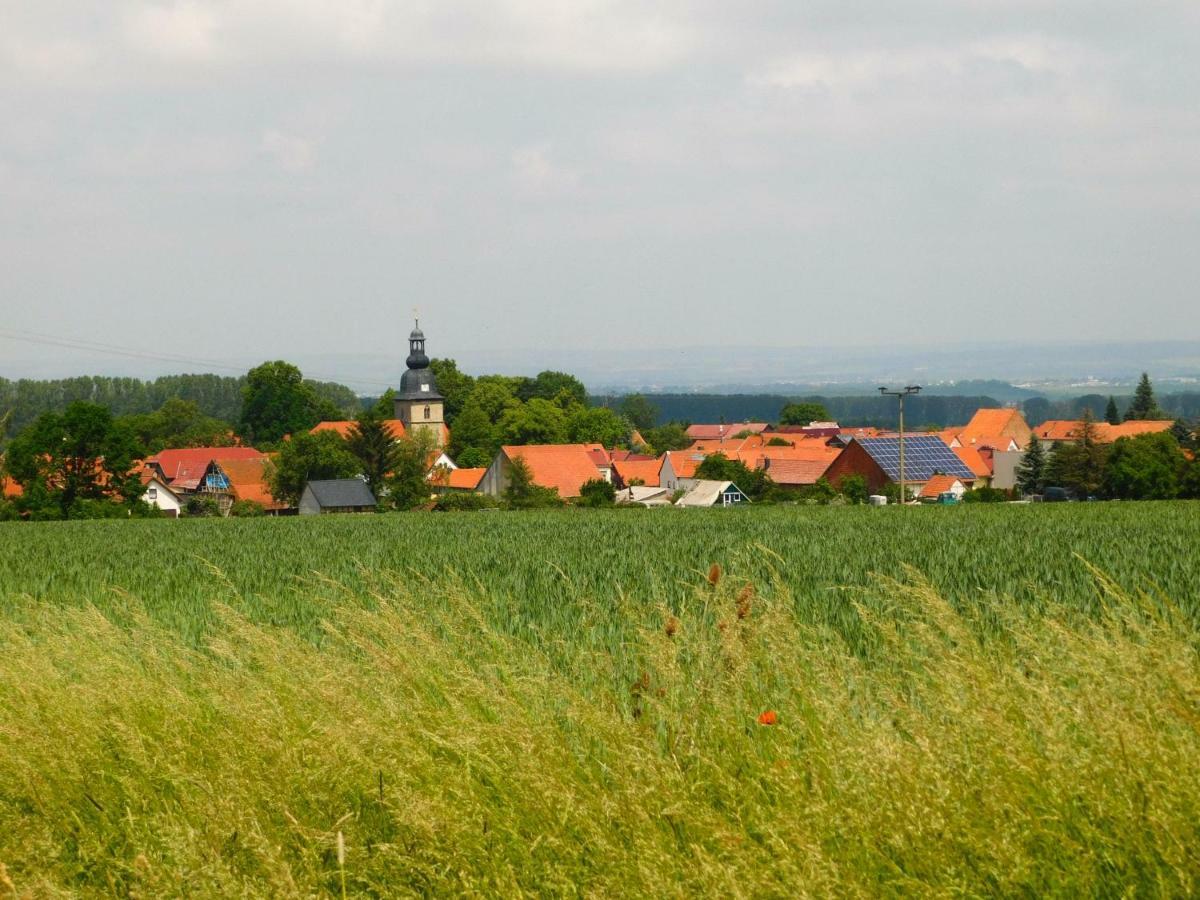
1104;396;1121;426
1126;372;1166;420
1016;437;1046;495
346;408;400;499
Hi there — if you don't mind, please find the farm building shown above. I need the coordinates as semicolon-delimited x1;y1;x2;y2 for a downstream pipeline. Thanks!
616;485;674;506
430;467;487;493
479;445;604;500
919;475;969;501
299;479;377;515
759;457;836;490
823;435;977;497
143;447;274;515
676;480;750;508
1034;418;1176;448
612;458;663;488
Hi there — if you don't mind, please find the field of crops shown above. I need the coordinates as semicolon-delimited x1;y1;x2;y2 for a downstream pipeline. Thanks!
1;503;1198;895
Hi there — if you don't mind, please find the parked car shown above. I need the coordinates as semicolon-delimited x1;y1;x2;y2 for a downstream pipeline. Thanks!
1042;487;1070;502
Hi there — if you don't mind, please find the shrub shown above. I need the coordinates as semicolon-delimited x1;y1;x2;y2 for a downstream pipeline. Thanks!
230;499;266;517
577;478;616;508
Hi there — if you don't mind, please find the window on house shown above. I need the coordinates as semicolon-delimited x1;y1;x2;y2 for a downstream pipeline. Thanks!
424;405;431;419
148;488;157;500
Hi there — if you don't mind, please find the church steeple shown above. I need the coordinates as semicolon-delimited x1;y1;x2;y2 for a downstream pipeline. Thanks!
394;319;445;447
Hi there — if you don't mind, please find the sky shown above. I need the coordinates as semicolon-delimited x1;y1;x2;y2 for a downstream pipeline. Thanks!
2;1;1199;386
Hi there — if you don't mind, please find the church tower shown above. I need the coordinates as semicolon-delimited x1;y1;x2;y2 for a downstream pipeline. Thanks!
393;320;445;447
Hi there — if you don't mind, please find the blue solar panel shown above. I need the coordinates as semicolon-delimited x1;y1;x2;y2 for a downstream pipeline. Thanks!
855;436;976;482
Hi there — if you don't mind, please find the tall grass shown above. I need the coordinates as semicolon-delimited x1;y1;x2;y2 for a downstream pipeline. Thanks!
1;565;1197;896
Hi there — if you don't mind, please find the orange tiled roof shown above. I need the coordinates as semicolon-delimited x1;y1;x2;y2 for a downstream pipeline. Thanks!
433;467;486;490
613;458;663;487
685;423;769;440
761;457;835;486
664;449;706;479
218;457;286;510
920;474;964;498
311;420;407;441
952;445;992;478
1104;420;1175;440
1035;420;1082;442
503;445;603;499
958;433;1019;452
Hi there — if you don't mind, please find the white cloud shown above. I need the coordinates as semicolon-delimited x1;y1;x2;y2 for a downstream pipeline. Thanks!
511;144;580;194
124;2;220;61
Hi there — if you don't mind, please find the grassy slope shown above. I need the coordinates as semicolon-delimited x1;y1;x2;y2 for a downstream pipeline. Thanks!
1;505;1198;895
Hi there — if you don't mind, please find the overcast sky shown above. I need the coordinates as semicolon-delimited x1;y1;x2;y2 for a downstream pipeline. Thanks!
3;1;1199;383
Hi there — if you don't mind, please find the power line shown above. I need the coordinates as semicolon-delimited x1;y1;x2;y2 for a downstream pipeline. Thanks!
0;327;397;391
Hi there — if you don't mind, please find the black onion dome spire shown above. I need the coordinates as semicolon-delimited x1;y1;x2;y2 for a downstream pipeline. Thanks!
398;319;443;400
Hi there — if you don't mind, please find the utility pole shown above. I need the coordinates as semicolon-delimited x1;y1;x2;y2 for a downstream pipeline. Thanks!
879;386;921;504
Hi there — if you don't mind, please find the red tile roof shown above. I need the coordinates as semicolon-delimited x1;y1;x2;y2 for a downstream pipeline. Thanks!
958;409;1031;445
1;473;21;499
147;447;268;492
612;458;663;487
664;450;707;479
311;420;407;441
435;467;486;490
503;445;603;498
1104;420;1175;440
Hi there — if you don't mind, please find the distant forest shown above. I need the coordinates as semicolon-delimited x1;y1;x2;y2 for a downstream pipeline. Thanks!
0;374;360;435
593;392;1200;428
3;373;1197;437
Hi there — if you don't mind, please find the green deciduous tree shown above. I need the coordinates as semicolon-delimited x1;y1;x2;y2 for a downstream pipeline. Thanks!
4;402;142;518
383;428;438;511
838;474;869;505
268;430;362;505
779;402;830;427
455;447;493;469
693;452;772;500
1102;432;1184;500
499;398;569;445
618;395;658;431
448;401;499;462
641;423;691;455
524;371;587;407
467;378;522;423
121;399;236;454
578;477;616;507
567;406;630;447
1016;438;1047;496
240;361;328;444
429;359;475;424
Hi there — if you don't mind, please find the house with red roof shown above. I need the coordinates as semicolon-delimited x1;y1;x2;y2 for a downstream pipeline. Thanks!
685;422;769;441
612;457;663;488
479;445;604;500
142;446;280;514
919;474;969;501
955;408;1033;449
430;467;487;493
1034;418;1175;448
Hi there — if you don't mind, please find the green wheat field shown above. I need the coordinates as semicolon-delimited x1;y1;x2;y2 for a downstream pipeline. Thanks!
1;504;1198;896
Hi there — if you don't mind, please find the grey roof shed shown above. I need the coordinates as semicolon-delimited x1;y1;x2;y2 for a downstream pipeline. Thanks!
299;479;377;515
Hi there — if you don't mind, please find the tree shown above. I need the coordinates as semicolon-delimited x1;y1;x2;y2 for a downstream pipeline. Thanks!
1170;419;1197;451
567;406;630;447
346;409;401;499
448;401;499;462
240;361;327;444
429;359;475;424
455;447;493;469
499;398;569;445
1126;372;1167;421
838;474;869;505
503;456;563;509
467;378;522;423
578;477;616;507
523;371;587;407
1102;432;1184;500
384;428;438;510
121;398;236;454
693;452;772;500
641;423;691;455
370;389;397;419
1044;410;1107;499
779;402;829;427
1104;396;1121;426
1016;438;1047;496
1023;397;1051;427
268;430;362;505
618;394;658;431
4;402;142;518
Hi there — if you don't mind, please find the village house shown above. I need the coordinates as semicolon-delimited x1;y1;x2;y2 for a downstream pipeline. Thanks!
612;457;663;488
479;444;604;500
685;422;769;441
677;480;750;508
140;471;183;517
429;467;487;494
1034;418;1176;449
919;475;969;502
823;435;977;497
142;446;274;515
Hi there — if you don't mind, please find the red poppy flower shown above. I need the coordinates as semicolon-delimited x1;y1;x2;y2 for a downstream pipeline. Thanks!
757;710;777;726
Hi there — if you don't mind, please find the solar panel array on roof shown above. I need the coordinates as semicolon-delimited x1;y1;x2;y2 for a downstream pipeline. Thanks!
855;436;977;482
